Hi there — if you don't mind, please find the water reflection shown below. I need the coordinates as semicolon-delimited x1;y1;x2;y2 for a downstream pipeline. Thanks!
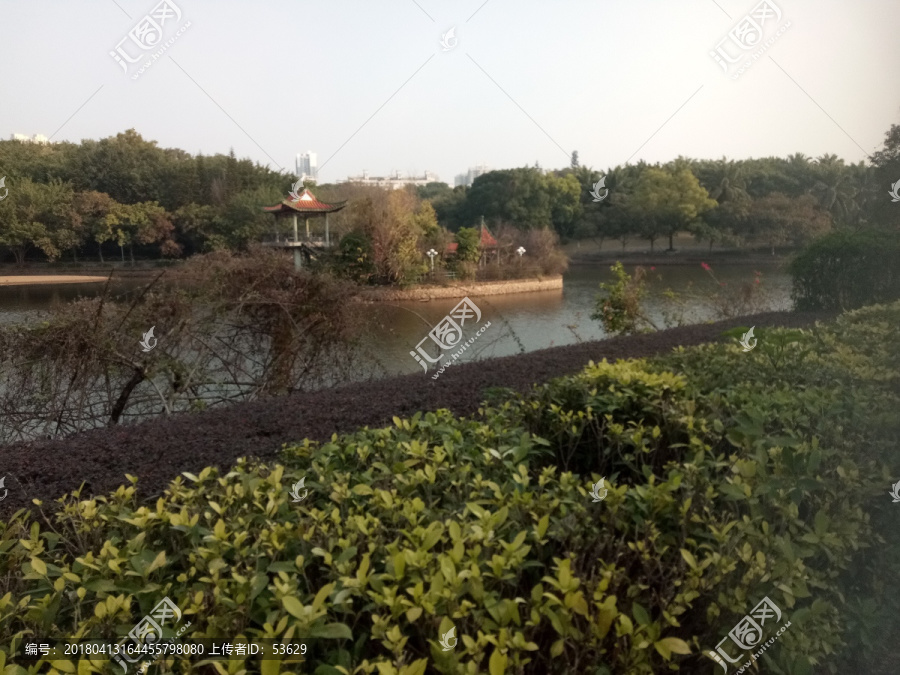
0;263;792;379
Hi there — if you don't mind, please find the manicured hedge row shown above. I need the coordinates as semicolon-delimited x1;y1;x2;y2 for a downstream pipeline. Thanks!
1;303;898;674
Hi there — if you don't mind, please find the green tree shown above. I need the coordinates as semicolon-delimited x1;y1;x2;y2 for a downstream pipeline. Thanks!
632;167;717;251
454;226;481;263
546;172;583;240
464;168;551;230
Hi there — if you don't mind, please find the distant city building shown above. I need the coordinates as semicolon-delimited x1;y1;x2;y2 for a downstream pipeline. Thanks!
296;151;318;182
454;163;490;187
11;133;49;144
342;170;440;190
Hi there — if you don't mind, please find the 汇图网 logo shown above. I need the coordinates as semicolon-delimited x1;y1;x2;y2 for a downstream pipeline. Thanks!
709;0;791;80
589;478;608;502
112;596;191;673
707;596;792;672
139;326;157;352
289;477;309;503
889;480;900;503
589;176;609;202
109;0;191;80
438;625;457;651
738;326;757;352
410;297;486;374
440;27;457;51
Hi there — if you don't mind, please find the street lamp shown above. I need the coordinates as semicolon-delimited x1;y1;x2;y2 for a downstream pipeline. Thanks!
516;246;526;257
426;248;438;273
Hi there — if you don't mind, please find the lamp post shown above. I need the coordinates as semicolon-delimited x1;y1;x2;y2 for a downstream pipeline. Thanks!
516;246;526;258
426;248;438;273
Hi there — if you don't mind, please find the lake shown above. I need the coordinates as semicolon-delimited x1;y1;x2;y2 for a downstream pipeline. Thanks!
0;261;793;379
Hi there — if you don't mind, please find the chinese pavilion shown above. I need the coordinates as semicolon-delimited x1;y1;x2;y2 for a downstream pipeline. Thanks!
262;188;347;269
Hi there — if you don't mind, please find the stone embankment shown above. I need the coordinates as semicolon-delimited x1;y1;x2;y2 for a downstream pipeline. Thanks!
354;276;563;301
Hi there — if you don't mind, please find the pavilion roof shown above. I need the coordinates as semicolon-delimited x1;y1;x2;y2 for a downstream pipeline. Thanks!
263;189;347;214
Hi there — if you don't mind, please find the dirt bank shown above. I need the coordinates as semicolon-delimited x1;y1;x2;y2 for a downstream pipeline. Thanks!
0;309;835;517
355;276;563;301
0;275;109;285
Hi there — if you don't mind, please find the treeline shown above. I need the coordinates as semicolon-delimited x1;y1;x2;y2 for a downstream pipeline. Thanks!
0;129;287;263
424;118;899;251
1;120;898;264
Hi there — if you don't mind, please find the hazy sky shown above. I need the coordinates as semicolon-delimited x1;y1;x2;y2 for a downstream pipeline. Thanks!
2;0;898;185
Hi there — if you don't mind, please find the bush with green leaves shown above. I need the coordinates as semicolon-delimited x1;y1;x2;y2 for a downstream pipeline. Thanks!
789;228;900;311
1;303;898;674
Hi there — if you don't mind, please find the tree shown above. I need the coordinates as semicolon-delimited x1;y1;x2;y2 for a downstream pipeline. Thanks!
546;172;583;240
0;178;79;264
73;191;122;263
570;150;579;169
631;167;717;251
349;189;426;284
747;192;831;254
416;182;453;202
454;227;481;264
464;168;551;230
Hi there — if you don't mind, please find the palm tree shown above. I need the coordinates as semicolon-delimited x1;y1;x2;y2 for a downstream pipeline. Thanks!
811;155;857;225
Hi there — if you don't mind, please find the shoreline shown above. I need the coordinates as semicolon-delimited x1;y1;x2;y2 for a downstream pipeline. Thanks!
0;308;836;517
354;276;563;301
0;275;110;286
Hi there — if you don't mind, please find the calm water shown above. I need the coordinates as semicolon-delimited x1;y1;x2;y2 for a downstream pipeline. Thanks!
0;263;793;379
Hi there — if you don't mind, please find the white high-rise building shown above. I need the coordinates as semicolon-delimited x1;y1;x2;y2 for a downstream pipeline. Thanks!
11;133;49;144
341;170;440;190
295;151;317;182
455;163;490;187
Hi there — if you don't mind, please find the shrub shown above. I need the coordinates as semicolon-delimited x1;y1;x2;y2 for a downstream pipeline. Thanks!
2;304;899;674
591;262;659;335
789;229;900;310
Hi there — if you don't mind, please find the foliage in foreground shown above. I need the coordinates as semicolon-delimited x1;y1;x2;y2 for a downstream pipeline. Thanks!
789;228;900;311
1;303;898;674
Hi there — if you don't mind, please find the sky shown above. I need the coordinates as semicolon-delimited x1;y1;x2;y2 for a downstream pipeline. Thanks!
1;0;898;185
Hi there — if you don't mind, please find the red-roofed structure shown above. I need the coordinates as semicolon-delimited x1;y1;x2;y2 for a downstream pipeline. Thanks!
262;187;347;269
445;222;499;257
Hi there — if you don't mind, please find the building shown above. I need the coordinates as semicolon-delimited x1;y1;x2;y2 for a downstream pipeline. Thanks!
295;151;317;182
11;133;49;144
341;170;440;190
454;163;490;187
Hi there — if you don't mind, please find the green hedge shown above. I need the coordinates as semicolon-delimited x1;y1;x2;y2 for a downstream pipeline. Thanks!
1;303;899;674
789;229;900;311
